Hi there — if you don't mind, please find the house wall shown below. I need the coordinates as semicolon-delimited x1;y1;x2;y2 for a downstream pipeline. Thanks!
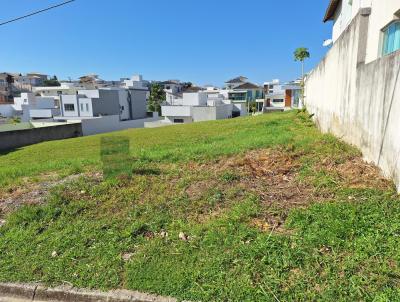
60;95;79;117
305;11;400;191
365;0;400;63
78;98;94;117
182;92;208;106
129;89;148;119
92;90;120;117
81;114;160;136
331;0;399;63
192;107;216;122
164;116;193;124
0;104;15;117
215;104;233;119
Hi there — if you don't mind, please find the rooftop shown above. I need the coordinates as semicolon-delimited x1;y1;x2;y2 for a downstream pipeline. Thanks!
323;0;340;22
225;76;248;84
233;82;261;90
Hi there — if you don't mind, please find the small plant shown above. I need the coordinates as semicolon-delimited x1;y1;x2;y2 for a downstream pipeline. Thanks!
220;171;240;183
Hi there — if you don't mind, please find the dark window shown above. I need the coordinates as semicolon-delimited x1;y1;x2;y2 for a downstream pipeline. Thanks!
64;104;75;111
174;119;184;123
273;99;284;103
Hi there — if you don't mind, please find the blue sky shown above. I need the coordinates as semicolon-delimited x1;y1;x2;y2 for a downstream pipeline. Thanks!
0;0;332;86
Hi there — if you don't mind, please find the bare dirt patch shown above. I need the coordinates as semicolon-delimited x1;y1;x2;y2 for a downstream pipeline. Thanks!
0;172;103;218
319;157;391;190
185;148;393;231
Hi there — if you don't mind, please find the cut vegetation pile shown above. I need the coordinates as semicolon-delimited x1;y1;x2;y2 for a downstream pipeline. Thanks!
0;111;399;301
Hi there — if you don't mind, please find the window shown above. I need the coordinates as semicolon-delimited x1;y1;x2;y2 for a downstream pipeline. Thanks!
382;21;400;56
174;119;184;123
64;104;75;111
86;104;89;111
273;99;284;103
80;103;84;111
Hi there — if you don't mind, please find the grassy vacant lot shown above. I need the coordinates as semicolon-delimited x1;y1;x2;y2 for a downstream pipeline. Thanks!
0;111;399;301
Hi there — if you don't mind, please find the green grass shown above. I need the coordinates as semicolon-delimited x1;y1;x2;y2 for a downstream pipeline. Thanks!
0;111;399;301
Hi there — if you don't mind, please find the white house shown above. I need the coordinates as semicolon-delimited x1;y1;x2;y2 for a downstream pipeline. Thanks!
161;91;235;124
262;79;301;110
13;93;59;121
121;75;149;90
324;0;400;63
57;87;147;121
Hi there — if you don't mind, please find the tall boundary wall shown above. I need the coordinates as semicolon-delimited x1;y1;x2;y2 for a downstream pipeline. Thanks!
0;123;82;151
305;9;400;191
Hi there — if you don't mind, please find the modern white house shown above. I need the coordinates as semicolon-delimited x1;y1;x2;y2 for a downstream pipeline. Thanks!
262;79;301;111
305;0;400;191
5;93;60;121
56;87;147;121
224;76;264;102
161;91;235;124
121;75;149;90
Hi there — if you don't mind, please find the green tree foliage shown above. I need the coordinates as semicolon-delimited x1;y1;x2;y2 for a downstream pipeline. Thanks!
43;75;61;87
148;82;166;115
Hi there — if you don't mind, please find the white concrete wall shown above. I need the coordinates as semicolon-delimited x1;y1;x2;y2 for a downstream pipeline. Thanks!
78;98;94;117
182;92;208;106
81;114;160;136
162;105;191;117
215;104;233;120
164;116;193;124
305;11;400;191
61;95;79;117
0;104;16;117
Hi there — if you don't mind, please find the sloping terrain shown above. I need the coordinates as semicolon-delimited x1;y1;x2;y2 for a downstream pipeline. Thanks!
0;112;399;301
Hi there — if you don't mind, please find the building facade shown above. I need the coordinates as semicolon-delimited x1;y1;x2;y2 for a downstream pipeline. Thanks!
161;91;235;124
306;0;400;191
325;0;400;63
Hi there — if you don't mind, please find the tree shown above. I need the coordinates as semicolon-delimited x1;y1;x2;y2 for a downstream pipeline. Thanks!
182;82;193;89
294;47;310;105
43;75;60;87
148;82;166;115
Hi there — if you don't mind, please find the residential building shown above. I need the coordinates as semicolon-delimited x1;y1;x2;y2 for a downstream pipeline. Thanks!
225;76;264;102
121;75;149;90
0;73;14;103
25;73;48;86
324;0;399;63
161;91;235;124
262;79;301;111
11;93;59;121
305;0;400;191
161;80;185;103
57;87;147;121
224;76;249;89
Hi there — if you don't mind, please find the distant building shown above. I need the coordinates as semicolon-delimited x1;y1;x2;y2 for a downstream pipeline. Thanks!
22;73;48;87
262;79;301;111
224;76;249;90
56;88;146;122
160;89;249;125
13;93;59;121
